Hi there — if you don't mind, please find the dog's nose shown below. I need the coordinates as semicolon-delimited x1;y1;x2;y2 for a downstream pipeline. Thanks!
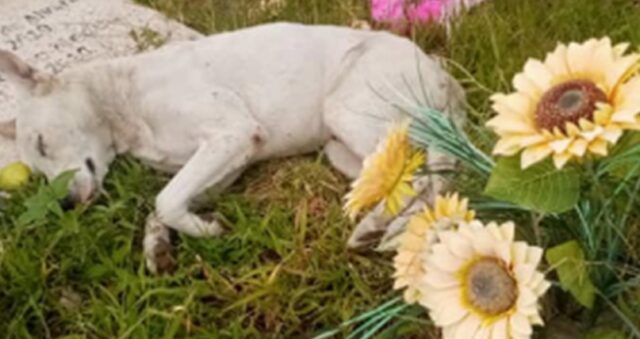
60;195;76;211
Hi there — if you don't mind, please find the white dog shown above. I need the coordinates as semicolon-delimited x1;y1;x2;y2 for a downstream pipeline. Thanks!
0;23;464;273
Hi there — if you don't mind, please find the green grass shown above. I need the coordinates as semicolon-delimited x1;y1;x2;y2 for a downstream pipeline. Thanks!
2;0;640;337
1;157;396;338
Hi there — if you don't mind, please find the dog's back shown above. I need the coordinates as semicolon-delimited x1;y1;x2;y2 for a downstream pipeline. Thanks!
92;23;461;160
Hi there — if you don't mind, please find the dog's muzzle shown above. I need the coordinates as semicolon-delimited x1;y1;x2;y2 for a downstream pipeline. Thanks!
60;176;97;210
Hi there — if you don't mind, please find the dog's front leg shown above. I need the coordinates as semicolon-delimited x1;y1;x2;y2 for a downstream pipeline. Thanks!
144;125;261;273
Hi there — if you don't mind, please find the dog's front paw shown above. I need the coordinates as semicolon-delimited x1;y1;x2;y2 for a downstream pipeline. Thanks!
144;214;177;275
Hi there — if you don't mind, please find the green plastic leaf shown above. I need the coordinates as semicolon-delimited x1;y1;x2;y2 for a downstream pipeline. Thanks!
584;328;626;339
484;155;579;213
545;240;597;309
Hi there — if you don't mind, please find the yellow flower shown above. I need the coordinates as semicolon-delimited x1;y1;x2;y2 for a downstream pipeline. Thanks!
393;193;475;304
420;221;550;339
486;37;640;169
344;121;425;219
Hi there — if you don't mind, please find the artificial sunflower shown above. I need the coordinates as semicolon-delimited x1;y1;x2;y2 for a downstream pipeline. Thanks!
344;121;425;219
420;221;550;339
393;193;475;304
486;37;640;169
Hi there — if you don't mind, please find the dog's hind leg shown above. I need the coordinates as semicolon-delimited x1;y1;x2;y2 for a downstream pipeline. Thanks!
323;99;408;246
324;139;362;179
323;101;459;250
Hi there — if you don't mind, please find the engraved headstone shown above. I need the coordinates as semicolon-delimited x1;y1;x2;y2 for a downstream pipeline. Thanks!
0;0;203;167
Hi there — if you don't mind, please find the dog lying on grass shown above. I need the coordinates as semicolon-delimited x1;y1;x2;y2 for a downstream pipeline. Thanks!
0;23;464;273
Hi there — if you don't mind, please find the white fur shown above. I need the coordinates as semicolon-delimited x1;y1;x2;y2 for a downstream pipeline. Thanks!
0;23;465;273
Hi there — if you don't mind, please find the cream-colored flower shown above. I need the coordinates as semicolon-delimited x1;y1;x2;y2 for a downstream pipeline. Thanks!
344;121;425;219
420;221;550;339
393;193;475;303
487;37;640;169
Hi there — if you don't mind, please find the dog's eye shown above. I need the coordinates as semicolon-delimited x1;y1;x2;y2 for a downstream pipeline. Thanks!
85;158;96;174
36;134;47;157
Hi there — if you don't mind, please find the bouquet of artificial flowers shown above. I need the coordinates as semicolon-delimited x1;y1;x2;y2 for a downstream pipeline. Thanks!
316;37;640;338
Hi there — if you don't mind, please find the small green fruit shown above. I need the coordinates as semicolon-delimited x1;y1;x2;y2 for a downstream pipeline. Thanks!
0;162;31;191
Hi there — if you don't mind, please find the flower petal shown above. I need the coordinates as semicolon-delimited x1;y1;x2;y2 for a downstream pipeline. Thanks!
513;72;542;99
602;126;623;143
514;263;536;283
521;144;553;168
588;138;609;156
496;242;512;265
569;138;589;156
473;325;492;339
419;286;459;310
490;318;509;339
566;39;598;77
428;244;466;272
529;313;544;326
512;242;528;265
470;229;497;256
534;279;552;296
424;268;459;289
526;246;544;266
454;315;482;339
509;312;533;336
436;302;469;327
550;138;572;153
523;59;554;90
486;114;536;134
517;286;538;309
607;54;640;91
490;93;534;118
553;152;572;169
440;232;474;260
499;222;515;241
544;43;570;78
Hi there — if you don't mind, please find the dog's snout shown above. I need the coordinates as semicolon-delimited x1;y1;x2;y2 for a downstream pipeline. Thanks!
60;186;96;210
60;195;76;211
61;176;97;210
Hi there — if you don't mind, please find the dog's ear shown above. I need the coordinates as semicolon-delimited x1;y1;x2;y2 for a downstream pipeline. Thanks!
0;50;53;95
0;119;16;140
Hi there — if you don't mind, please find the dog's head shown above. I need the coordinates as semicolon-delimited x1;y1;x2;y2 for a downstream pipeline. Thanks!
0;50;115;206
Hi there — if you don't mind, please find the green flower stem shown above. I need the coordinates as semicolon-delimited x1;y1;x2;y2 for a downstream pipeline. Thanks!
311;297;404;339
407;107;495;176
347;304;411;339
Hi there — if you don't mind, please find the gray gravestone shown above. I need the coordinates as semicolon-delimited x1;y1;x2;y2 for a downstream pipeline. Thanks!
0;0;203;167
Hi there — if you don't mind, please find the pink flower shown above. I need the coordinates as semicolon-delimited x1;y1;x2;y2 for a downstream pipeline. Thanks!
371;0;406;22
406;0;445;22
371;0;485;26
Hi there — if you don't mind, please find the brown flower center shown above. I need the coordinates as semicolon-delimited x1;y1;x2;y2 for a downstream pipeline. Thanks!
535;80;608;132
465;258;517;316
